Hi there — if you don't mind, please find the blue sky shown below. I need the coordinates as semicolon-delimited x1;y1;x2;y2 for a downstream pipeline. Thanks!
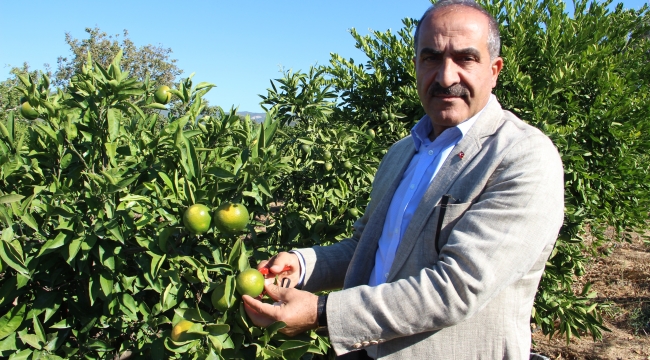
1;0;648;112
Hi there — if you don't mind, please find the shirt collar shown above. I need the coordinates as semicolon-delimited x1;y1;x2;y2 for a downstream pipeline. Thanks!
411;94;495;151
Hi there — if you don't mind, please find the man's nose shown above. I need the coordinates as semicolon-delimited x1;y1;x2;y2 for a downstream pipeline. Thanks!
435;58;460;88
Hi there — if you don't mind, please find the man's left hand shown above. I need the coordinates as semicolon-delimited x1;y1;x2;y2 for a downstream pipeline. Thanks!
242;283;319;336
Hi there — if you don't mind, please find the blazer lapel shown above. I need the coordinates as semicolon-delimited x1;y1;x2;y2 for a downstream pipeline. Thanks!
387;99;504;282
344;142;415;289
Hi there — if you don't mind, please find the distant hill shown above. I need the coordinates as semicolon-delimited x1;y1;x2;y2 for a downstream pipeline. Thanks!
237;111;266;123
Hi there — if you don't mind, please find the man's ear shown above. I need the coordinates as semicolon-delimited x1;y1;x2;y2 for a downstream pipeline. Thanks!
491;56;503;85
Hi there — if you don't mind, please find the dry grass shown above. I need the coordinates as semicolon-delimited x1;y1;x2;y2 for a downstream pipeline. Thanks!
532;229;650;359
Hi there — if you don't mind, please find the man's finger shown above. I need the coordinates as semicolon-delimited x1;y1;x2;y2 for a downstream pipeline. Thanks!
263;283;286;302
242;295;278;328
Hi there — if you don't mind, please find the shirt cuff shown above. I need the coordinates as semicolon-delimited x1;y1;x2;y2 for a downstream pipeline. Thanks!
289;250;306;289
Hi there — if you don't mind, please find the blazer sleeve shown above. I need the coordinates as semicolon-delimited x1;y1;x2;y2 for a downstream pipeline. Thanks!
325;132;565;355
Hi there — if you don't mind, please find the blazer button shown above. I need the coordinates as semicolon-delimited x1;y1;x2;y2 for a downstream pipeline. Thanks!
369;340;379;345
362;341;370;347
353;343;362;349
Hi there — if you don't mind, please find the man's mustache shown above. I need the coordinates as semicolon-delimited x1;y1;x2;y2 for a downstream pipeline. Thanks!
428;83;469;97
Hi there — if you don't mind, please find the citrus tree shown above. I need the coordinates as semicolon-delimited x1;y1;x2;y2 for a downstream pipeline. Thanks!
0;52;327;359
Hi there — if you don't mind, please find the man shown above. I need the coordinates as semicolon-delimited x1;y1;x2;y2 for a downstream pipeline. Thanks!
243;0;564;359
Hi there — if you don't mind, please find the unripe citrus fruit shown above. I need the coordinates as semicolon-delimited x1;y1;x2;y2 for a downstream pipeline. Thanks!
323;150;332;160
214;202;249;233
236;268;265;298
20;102;38;120
300;144;311;155
154;85;172;104
183;204;211;234
381;111;389;121
324;162;333;172
211;282;235;312
348;208;359;217
171;320;195;342
343;160;353;170
366;129;376;138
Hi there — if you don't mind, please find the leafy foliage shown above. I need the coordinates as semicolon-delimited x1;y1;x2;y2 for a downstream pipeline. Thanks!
0;52;326;359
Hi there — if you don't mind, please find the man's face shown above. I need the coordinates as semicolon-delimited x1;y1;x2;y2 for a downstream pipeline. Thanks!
414;6;503;136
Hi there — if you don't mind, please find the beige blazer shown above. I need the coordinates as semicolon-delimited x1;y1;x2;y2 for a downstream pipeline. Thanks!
299;99;564;359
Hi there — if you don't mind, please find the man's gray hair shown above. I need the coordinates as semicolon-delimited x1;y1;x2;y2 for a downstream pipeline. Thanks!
414;0;501;60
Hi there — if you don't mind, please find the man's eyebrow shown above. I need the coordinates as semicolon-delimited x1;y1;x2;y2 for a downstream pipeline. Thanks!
418;47;482;59
419;47;443;56
455;47;482;59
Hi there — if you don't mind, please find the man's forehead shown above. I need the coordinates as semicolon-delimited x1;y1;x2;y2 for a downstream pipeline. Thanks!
425;5;490;31
418;6;490;47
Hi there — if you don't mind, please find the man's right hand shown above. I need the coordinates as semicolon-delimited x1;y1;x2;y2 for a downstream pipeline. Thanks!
258;251;301;288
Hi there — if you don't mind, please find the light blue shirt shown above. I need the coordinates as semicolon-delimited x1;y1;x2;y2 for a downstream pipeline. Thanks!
367;96;491;286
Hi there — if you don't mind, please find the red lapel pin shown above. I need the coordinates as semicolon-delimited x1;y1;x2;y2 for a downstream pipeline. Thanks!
458;151;465;159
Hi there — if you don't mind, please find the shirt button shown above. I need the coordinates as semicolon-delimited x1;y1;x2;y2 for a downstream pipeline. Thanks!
428;150;434;155
384;273;389;278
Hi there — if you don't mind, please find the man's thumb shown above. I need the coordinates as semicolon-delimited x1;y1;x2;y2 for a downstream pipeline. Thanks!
264;283;285;302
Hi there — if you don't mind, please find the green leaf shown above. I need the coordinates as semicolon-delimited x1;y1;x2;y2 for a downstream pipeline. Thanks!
256;178;273;198
194;82;216;91
106;108;120;142
158;171;175;192
206;167;235;179
174;307;214;323
34;122;59;144
0;304;25;340
49;318;73;329
206;324;229;336
0;194;24;204
0;241;29;275
99;272;114;298
278;340;311;359
60;153;73;169
120;293;139;320
86;339;114;352
104;219;124;243
0;332;17;352
105;142;117;165
150;253;166;279
227;239;243;270
37;232;69;257
145;103;168;110
33;314;46;344
66;238;83;263
124;101;146;121
164;337;198;353
7;348;33;359
20;213;39;231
